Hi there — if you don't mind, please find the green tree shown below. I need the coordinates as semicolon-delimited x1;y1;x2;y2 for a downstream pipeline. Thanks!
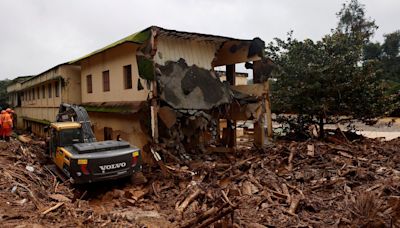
0;79;11;109
269;0;390;138
363;31;400;97
381;31;400;84
382;31;400;59
363;42;382;60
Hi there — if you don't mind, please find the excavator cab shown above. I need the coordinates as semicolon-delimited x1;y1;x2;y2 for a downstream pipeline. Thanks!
49;122;83;164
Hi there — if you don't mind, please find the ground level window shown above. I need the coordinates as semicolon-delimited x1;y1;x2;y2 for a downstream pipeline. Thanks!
104;127;113;140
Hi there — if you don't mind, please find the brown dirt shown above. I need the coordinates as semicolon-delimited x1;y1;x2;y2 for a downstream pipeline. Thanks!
1;134;400;227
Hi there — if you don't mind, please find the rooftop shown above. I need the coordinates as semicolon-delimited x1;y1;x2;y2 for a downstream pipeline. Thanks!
70;25;255;64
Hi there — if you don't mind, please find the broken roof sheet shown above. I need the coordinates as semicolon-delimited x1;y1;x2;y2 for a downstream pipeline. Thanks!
69;26;254;64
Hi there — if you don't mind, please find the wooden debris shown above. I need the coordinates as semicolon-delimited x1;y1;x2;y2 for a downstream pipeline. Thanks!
49;194;71;202
206;146;236;153
181;206;219;228
176;188;202;214
287;195;301;215
2;130;400;227
41;202;64;215
307;144;315;157
287;144;296;171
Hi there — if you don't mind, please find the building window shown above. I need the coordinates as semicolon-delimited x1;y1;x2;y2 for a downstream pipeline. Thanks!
104;127;113;140
86;75;92;93
32;88;35;100
55;81;60;97
42;85;45;98
48;83;52;98
37;87;40;99
102;70;110;92
123;65;132;89
17;93;21;106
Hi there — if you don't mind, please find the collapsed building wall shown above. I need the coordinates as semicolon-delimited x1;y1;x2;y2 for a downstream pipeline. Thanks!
157;59;232;110
135;27;274;161
65;25;274;164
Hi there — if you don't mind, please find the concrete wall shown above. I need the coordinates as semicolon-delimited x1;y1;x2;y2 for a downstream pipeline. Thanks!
21;80;62;108
13;107;23;129
60;65;82;105
80;42;149;104
88;111;152;163
20;65;81;109
155;36;219;69
8;92;18;107
20;107;59;123
11;64;81;136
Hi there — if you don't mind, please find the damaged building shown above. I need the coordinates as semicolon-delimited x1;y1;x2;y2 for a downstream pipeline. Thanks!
6;64;81;134
8;26;273;163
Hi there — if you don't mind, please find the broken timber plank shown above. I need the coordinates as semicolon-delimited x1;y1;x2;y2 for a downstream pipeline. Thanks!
206;146;236;153
41;202;64;215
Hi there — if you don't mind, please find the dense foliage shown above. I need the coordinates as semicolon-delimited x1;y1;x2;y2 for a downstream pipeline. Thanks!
0;79;11;109
268;0;395;138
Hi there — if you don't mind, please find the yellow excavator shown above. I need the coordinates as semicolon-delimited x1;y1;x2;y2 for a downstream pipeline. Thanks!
47;103;142;184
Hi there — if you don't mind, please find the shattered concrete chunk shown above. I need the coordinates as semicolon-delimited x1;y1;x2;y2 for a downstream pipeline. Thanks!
158;106;177;129
157;59;232;110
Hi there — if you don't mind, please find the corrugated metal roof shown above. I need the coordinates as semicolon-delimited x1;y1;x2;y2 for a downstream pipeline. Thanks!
156;27;252;43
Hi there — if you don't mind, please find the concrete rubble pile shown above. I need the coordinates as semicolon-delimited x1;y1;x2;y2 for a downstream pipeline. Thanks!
1;133;400;227
154;60;268;161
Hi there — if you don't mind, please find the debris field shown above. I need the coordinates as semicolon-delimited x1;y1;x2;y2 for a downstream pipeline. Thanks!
1;133;400;227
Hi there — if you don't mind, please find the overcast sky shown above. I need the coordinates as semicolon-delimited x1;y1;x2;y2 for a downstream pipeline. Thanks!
0;0;399;80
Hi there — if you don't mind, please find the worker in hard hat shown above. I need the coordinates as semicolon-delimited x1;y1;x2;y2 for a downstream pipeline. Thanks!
1;109;13;141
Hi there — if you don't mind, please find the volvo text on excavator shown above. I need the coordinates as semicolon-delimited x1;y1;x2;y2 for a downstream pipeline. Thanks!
47;103;142;184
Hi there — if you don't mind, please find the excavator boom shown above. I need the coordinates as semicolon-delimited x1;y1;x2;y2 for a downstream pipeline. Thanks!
56;103;97;143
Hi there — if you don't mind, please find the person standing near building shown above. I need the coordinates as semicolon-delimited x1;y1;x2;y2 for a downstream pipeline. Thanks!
1;109;13;141
6;108;15;127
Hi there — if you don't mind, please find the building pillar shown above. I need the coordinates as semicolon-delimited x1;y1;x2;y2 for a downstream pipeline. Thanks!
226;64;236;148
253;60;273;146
150;80;159;143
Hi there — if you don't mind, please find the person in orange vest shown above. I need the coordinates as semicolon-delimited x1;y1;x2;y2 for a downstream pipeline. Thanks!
6;108;14;125
1;109;13;141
